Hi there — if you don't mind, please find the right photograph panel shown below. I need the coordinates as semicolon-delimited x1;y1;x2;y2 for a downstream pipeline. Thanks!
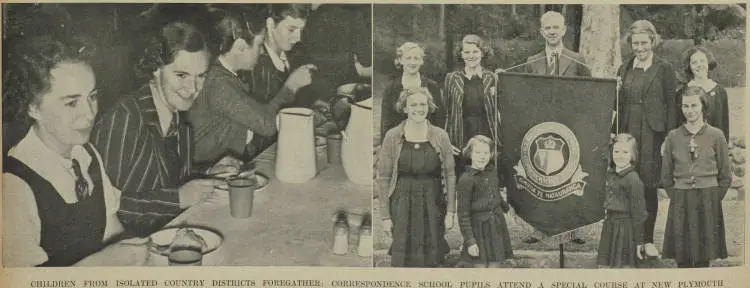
372;4;746;269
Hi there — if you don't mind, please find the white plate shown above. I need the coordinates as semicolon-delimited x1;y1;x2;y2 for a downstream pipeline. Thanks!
214;172;269;192
150;227;223;255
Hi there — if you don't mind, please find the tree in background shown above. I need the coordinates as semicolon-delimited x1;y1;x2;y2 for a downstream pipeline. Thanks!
579;5;621;78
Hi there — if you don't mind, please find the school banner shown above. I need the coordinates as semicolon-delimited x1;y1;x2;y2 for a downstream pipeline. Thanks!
497;72;616;237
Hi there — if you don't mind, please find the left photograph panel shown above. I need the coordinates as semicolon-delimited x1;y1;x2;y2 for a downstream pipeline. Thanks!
2;3;373;267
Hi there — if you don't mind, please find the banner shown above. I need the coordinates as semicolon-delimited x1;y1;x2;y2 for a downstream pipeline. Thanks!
497;72;616;236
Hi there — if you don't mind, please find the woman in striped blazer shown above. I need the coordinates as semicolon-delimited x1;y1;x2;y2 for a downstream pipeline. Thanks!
443;34;502;173
90;22;217;237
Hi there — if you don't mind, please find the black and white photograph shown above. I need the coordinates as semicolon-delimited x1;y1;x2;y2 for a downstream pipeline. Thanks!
2;3;373;267
373;4;746;269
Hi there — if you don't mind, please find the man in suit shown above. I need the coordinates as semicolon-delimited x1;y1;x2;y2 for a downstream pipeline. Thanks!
523;11;591;77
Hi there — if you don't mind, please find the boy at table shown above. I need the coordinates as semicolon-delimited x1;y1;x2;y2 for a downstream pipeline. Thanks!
90;21;218;237
3;34;148;267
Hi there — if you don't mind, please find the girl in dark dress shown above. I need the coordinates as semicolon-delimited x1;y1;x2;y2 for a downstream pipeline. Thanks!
377;87;456;267
457;135;513;268
616;20;678;254
379;42;443;141
597;134;648;268
660;86;731;268
676;46;729;143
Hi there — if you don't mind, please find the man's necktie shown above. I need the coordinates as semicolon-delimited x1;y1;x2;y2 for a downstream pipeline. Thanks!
549;52;560;75
71;159;89;200
279;53;290;72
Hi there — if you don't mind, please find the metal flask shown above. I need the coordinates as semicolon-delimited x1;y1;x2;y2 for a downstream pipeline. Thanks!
332;211;350;255
275;108;317;183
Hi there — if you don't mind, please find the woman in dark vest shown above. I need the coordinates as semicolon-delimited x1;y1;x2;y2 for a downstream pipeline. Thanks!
2;35;147;267
380;42;444;141
616;20;678;253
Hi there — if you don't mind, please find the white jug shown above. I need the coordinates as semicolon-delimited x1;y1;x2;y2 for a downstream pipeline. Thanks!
275;108;316;183
341;98;372;185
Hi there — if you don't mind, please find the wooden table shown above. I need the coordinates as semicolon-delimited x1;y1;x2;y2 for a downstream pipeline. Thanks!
147;145;373;267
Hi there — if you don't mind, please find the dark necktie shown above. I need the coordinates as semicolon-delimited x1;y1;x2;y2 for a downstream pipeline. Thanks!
71;159;89;200
164;112;183;184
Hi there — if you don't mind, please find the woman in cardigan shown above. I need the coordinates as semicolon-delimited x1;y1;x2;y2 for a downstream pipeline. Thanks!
188;7;315;165
660;86;731;268
377;87;456;267
616;20;678;251
379;42;443;141
676;46;729;143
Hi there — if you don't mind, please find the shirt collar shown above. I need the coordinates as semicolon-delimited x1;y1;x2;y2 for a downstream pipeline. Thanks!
613;164;636;177
264;43;288;72
11;127;92;173
632;53;654;71
218;56;238;77
149;80;176;135
682;122;707;136
545;46;563;62
463;66;483;79
401;73;422;89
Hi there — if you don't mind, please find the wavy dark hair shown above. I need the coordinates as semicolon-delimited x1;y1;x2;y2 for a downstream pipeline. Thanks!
133;21;208;83
266;4;311;23
210;7;266;56
682;46;718;80
2;34;95;128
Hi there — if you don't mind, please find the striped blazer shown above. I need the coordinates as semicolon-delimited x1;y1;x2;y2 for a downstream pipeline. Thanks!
444;69;502;149
90;86;192;236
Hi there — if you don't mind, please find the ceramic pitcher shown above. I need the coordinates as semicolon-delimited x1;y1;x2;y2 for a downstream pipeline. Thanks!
275;108;316;183
341;97;372;185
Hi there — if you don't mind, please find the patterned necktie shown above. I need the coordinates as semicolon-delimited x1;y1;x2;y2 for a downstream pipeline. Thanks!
279;53;290;72
549;52;560;75
71;159;89;200
166;112;179;137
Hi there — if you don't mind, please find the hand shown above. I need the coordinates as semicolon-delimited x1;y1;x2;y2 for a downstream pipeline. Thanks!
207;156;242;175
495;68;506;74
382;219;392;238
284;64;317;92
178;179;221;209
451;145;461;156
445;213;455;230
616;76;622;91
468;244;479;257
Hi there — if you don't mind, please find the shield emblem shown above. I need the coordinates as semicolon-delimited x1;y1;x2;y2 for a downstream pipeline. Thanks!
533;136;566;175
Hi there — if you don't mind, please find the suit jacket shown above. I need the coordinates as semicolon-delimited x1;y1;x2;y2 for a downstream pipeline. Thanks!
616;57;678;133
523;48;591;77
444;69;501;148
189;60;295;165
240;45;290;104
90;86;192;236
379;74;444;142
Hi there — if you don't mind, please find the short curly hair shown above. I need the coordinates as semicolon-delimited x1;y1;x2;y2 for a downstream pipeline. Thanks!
134;22;208;83
612;133;638;165
682;46;718;80
394;87;438;114
2;34;95;127
394;42;425;70
456;34;491;65
462;134;500;160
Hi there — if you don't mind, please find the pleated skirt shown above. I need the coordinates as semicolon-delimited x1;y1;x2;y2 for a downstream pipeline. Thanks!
460;211;514;265
597;211;640;267
662;188;728;264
